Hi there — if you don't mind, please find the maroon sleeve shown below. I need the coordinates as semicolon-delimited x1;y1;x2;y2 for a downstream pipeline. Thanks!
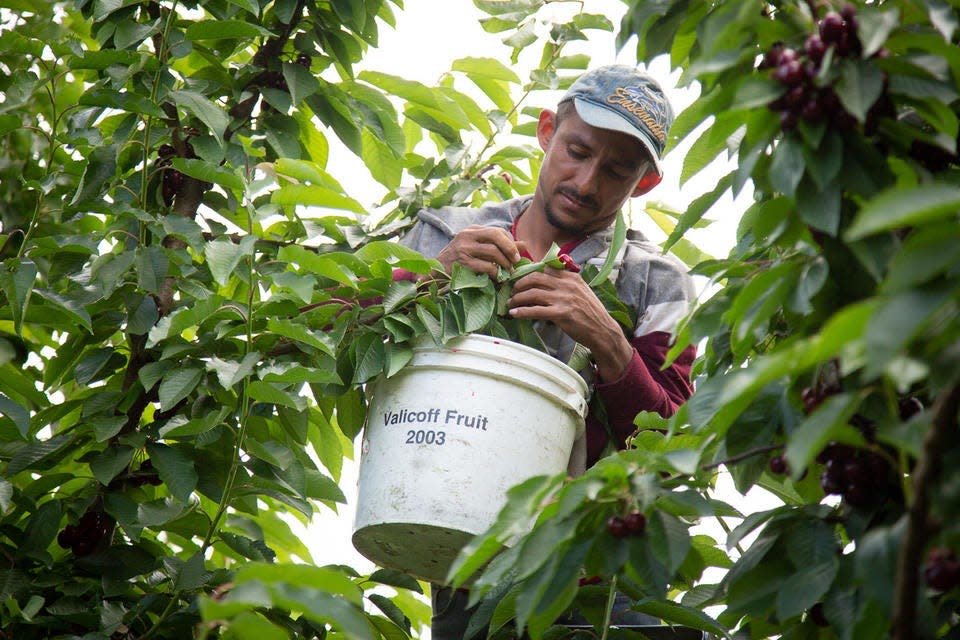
584;331;696;466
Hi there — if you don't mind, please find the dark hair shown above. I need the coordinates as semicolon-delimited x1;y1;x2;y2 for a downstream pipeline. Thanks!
554;100;577;129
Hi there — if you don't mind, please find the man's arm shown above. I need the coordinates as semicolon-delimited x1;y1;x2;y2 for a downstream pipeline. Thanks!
585;332;696;466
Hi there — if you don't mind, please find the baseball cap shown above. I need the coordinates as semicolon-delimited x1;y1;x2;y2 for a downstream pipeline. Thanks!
559;65;674;176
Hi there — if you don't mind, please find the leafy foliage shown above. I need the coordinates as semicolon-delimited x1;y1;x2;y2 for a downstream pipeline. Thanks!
448;1;960;639
0;0;617;637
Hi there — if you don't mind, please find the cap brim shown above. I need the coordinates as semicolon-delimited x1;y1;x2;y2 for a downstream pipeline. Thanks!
573;98;663;176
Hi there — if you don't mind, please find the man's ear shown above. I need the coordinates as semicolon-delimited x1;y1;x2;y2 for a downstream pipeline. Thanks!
632;171;662;196
536;109;557;151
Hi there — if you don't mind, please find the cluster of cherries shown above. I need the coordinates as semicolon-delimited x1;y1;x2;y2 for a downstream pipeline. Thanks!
761;4;867;130
925;547;960;592
606;511;647;538
816;442;893;507
57;509;114;557
796;382;917;508
157;141;195;206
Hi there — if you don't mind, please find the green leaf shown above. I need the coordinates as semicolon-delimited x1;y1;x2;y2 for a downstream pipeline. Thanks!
452;56;521;83
585;211;627;287
0;259;37;336
77;88;166;118
266;318;337;355
247;380;304;410
846;183;960;240
127;295;159;335
90;445;134;486
170;90;229;144
18;499;61;555
271;184;366;214
185;19;273;40
768;135;805;198
834;59;884;123
158;367;204;412
171;157;244;192
205;236;255;287
634;599;729;638
146;442;199;502
0;393;29;438
882;222;960;292
351;332;386;384
8;434;74;476
864;283;955;378
335;387;366;438
680;110;742;187
220;612;288;640
361;128;402;189
775;557;839;621
856;7;900;57
382;279;418;314
135;245;168;294
70;144;117;206
784;393;867;474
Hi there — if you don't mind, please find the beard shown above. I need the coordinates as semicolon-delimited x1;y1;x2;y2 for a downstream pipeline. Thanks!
542;186;609;238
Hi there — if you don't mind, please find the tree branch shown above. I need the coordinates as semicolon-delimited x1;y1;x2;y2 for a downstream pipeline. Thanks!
891;379;960;639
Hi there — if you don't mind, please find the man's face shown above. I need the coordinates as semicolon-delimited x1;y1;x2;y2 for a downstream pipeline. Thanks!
535;107;653;239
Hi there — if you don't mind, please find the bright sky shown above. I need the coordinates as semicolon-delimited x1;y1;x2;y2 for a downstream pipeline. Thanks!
299;0;768;627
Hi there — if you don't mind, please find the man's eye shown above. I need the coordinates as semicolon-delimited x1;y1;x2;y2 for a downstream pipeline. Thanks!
567;147;586;159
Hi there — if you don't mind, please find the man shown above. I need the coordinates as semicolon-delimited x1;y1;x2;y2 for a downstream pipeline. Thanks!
398;64;697;638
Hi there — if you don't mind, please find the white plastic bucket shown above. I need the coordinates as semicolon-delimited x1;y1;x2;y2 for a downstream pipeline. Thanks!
352;333;588;584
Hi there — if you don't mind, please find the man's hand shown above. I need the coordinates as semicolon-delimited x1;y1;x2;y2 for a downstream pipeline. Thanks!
437;226;523;279
507;268;633;382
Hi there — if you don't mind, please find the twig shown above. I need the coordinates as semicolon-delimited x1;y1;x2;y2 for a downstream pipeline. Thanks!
891;379;960;639
701;443;783;470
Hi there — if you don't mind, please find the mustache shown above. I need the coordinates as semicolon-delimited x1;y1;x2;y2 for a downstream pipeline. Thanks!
556;186;599;211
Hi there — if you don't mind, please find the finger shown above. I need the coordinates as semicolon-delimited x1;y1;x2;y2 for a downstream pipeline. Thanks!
463;226;522;266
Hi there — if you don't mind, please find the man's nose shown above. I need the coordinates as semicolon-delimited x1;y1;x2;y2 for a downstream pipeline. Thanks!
572;161;601;197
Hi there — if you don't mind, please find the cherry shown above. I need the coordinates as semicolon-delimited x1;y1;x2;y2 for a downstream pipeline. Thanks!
558;254;580;274
801;99;824;122
819;12;845;45
779;109;800;131
769;455;788;475
801;386;823;414
773;59;805;86
296;54;311;69
760;42;785;70
163;169;184;190
820;459;845;495
72;540;94;557
804;34;827;64
899;397;924;420
606;516;629;538
810;602;829;627
162;183;176;206
925;547;960;592
840;3;858;26
625;512;646;535
57;525;79;549
157;143;176;158
785;85;807;108
579;575;603;586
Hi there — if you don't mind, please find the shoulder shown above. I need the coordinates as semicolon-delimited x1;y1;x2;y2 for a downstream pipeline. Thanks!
616;231;696;301
415;196;530;236
622;231;691;279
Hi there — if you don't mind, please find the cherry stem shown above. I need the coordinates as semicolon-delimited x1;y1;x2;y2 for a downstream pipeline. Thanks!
600;575;618;640
702;443;783;470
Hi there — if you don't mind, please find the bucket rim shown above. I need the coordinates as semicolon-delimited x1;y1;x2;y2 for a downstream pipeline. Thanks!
414;334;585;382
409;334;588;416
